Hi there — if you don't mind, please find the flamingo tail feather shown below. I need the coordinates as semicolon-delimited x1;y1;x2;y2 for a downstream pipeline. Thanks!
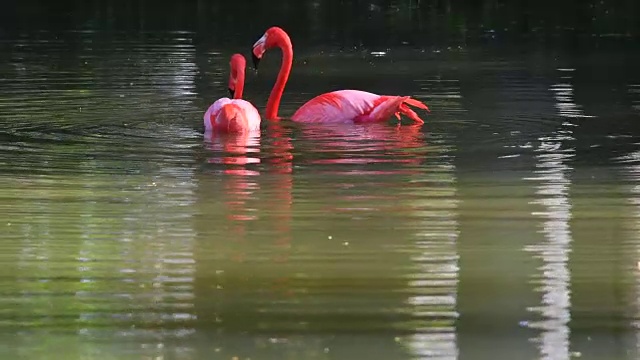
403;97;429;112
397;97;429;124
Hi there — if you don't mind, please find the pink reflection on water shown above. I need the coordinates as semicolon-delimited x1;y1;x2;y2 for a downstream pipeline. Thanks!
300;122;426;175
204;131;262;230
264;122;295;297
202;125;294;299
296;122;429;218
205;131;261;170
265;122;294;175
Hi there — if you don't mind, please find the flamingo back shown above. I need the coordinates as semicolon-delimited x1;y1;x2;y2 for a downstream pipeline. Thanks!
207;99;261;133
204;97;233;131
291;90;426;124
291;90;381;123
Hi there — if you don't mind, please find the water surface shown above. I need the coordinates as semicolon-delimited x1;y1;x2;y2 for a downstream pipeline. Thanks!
0;28;639;360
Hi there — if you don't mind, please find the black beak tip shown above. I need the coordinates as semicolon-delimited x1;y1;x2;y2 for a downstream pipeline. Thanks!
228;88;234;97
252;53;260;71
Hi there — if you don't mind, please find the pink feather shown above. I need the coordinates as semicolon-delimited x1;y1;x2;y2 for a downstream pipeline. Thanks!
291;90;429;124
203;98;261;133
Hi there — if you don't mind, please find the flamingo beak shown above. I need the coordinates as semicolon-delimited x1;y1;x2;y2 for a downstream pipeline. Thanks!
252;34;267;71
228;88;234;97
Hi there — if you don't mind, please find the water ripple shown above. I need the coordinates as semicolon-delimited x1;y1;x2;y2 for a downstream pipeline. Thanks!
0;28;639;359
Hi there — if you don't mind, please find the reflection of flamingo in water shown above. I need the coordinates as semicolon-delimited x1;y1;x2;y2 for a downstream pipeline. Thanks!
200;49;294;274
202;53;261;224
200;126;296;337
203;123;294;296
203;54;261;133
205;131;261;171
300;122;426;172
204;132;261;228
251;26;430;123
295;122;428;218
264;121;294;296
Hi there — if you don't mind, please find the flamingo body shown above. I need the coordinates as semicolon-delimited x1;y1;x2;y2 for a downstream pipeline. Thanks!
203;53;261;134
204;98;261;133
251;27;430;124
291;90;428;124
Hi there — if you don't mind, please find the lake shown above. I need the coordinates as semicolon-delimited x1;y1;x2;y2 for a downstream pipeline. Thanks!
0;2;639;359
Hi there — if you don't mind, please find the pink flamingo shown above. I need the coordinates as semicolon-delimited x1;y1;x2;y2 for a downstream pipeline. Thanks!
251;26;430;123
203;54;261;133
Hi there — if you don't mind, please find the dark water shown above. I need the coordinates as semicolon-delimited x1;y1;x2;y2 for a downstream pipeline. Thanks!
0;8;639;359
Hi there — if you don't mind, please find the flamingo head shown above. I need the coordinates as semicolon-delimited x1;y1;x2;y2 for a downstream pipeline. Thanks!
252;26;289;71
228;53;246;99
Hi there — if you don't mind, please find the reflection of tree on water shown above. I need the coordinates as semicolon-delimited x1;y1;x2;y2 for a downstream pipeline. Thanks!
400;132;459;360
611;119;640;358
619;149;640;360
524;129;574;360
524;67;591;359
454;54;555;359
7;161;199;357
4;0;635;47
0;28;203;355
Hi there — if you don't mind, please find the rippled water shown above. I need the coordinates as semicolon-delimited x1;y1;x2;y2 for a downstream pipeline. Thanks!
0;30;639;359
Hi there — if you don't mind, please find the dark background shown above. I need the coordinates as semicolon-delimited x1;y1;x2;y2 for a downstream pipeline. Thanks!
1;0;637;48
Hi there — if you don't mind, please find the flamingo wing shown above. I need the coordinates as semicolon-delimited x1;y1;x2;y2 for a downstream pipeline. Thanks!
291;90;428;124
213;99;261;133
204;97;233;131
291;90;378;123
359;95;429;124
230;99;262;132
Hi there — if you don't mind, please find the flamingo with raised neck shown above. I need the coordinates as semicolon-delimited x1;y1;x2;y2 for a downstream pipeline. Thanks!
203;54;261;133
251;27;429;124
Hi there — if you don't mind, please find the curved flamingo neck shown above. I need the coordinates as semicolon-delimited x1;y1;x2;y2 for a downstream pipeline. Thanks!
266;35;293;120
234;71;245;99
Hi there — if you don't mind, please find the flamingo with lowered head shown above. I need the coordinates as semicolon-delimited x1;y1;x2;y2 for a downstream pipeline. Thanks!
251;26;429;124
203;53;261;133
